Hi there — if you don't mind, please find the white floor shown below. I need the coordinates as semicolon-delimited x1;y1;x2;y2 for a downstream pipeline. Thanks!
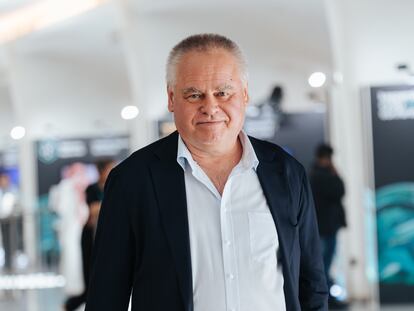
0;288;412;311
0;288;83;311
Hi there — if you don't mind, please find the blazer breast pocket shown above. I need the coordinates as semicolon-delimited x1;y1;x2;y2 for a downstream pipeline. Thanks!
248;212;278;263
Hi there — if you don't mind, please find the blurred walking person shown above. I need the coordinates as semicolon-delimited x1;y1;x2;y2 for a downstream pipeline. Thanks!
0;172;19;272
310;144;347;304
64;159;115;311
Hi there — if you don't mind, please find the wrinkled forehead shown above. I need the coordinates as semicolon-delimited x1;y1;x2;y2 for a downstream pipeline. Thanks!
175;49;244;87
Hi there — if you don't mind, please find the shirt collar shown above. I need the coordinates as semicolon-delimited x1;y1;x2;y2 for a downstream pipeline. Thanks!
176;131;259;172
176;135;196;171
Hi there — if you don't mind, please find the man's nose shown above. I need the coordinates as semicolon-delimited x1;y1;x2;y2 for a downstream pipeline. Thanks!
200;95;219;115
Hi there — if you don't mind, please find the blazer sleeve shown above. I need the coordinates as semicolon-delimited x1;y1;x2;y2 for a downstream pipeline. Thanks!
298;171;329;310
85;169;135;311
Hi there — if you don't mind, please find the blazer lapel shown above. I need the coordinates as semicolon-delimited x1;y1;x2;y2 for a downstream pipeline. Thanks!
256;161;296;263
150;132;193;311
251;138;297;309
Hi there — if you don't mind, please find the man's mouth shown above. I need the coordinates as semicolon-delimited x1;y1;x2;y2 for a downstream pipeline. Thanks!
196;120;225;125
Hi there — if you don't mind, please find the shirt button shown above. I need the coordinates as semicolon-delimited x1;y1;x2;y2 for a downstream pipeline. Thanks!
225;240;232;246
227;273;234;280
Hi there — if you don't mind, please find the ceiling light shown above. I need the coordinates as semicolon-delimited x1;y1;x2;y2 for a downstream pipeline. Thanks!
10;126;26;140
308;72;326;88
121;106;139;120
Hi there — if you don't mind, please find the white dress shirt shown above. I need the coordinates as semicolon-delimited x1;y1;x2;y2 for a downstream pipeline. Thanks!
177;132;286;311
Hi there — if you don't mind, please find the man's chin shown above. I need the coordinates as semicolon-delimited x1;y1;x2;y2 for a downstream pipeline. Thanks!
196;135;238;151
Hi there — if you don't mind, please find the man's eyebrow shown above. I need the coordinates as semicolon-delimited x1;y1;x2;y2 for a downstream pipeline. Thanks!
215;84;234;91
182;87;202;95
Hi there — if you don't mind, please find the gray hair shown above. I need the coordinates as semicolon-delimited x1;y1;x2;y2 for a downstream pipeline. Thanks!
166;33;248;87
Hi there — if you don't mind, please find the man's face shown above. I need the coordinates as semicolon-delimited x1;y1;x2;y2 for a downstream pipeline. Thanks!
317;156;332;167
0;175;10;189
167;49;249;153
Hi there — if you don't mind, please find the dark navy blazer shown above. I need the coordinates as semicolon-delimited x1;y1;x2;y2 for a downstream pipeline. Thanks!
85;131;328;311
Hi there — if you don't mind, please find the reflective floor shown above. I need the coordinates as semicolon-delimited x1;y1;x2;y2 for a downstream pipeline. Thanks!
0;288;413;311
0;288;69;311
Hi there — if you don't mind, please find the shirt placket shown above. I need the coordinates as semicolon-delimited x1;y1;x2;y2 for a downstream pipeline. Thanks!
220;177;239;311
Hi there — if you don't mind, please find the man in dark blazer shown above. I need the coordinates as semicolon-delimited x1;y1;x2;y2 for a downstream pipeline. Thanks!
85;34;327;311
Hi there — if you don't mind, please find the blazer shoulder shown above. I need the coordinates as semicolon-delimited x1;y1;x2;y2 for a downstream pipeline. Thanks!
249;135;306;177
111;132;178;178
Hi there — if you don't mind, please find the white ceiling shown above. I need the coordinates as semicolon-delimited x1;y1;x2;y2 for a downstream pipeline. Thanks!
0;0;331;68
6;2;123;65
0;0;332;145
0;0;29;12
0;0;332;90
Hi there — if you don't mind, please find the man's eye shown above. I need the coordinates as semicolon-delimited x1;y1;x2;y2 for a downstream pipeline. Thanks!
188;94;202;99
217;91;228;97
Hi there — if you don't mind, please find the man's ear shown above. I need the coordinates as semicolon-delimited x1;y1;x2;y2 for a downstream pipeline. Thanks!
243;83;249;107
167;86;174;112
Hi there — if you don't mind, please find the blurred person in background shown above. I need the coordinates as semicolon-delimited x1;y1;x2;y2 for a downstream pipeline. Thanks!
310;144;347;308
64;159;115;311
0;172;19;272
85;34;327;311
53;163;90;296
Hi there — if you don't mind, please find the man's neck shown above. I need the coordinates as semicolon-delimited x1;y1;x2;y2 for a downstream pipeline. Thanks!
184;137;243;195
185;138;241;166
97;179;105;190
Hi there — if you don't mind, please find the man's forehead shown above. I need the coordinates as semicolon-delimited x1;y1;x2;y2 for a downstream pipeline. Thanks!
172;49;245;89
177;70;241;87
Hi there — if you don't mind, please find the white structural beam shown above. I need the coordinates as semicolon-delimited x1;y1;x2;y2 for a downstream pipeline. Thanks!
115;0;156;150
324;0;414;304
5;45;39;268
